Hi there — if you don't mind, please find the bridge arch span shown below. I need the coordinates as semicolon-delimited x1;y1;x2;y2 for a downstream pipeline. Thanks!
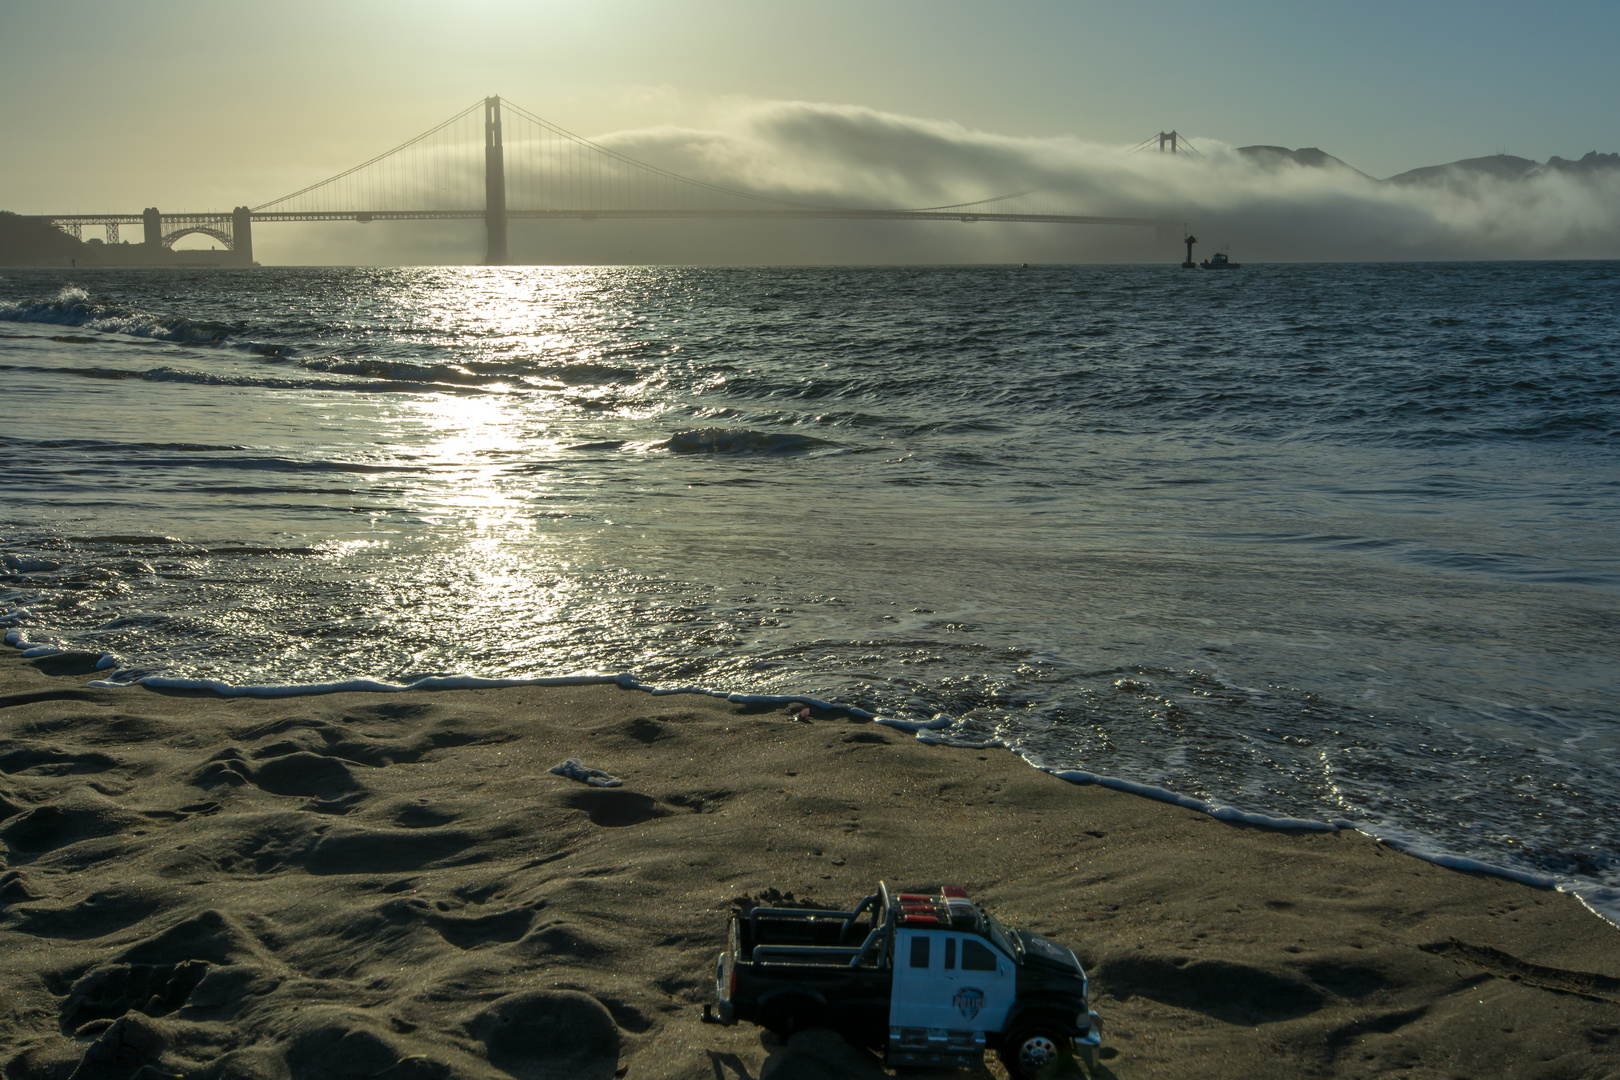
163;226;234;250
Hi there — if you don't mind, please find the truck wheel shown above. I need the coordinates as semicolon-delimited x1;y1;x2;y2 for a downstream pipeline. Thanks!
761;1002;819;1038
999;1024;1072;1080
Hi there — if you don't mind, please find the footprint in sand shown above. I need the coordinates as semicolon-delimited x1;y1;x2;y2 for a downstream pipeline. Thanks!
61;960;211;1032
7;887;163;939
466;990;620;1080
0;804;145;858
190;747;361;801
560;788;669;828
1096;953;1328;1024
0;746;123;776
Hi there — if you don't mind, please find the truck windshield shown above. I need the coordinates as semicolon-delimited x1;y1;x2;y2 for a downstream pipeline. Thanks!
984;911;1022;963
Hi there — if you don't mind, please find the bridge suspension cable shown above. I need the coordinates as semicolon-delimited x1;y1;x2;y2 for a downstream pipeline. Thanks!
253;100;487;215
248;97;1168;228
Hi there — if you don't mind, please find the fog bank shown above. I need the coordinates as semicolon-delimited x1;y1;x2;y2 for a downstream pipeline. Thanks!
257;99;1620;265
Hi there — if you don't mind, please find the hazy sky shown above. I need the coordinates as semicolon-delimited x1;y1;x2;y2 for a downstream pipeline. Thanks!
2;0;1616;262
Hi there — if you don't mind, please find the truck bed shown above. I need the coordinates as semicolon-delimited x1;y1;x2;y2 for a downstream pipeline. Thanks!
737;904;880;967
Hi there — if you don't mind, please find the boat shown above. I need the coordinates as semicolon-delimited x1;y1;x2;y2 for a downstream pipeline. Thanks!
1200;248;1241;269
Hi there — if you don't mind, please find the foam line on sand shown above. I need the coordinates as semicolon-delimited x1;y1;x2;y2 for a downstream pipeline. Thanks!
5;633;1611;921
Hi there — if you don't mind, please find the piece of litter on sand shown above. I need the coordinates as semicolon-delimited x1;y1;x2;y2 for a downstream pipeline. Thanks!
550;759;623;787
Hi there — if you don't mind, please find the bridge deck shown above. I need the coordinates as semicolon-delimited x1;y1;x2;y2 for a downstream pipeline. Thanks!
38;210;1163;227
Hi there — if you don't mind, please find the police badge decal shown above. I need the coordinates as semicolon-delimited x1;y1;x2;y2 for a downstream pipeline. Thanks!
953;987;985;1020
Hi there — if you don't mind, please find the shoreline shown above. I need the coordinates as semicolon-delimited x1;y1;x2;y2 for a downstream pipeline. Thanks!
4;650;1619;1078
9;630;1612;928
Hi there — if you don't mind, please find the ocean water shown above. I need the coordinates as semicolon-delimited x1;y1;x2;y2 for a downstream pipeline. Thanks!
3;263;1617;921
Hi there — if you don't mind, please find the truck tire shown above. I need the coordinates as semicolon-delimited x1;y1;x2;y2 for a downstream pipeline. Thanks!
998;1023;1072;1080
760;998;821;1038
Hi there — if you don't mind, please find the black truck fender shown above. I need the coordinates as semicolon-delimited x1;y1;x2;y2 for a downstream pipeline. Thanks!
998;1002;1092;1042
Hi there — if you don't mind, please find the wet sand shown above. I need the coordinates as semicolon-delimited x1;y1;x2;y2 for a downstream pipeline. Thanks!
2;652;1618;1080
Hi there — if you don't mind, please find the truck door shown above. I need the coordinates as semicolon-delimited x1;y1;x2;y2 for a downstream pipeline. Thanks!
954;936;1017;1032
890;930;1017;1033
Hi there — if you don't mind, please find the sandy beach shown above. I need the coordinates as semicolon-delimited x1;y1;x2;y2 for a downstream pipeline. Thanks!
2;650;1617;1080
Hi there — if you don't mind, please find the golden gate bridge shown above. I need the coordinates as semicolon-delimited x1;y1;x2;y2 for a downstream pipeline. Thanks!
39;97;1167;265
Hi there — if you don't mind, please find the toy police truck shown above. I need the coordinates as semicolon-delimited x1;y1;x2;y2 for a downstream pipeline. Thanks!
706;882;1102;1078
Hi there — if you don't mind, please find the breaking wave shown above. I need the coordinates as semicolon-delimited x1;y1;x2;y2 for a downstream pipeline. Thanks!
652;428;836;455
1;287;244;345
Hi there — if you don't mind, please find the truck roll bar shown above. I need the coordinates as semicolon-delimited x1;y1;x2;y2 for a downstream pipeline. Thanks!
839;891;882;937
846;925;884;968
748;906;861;939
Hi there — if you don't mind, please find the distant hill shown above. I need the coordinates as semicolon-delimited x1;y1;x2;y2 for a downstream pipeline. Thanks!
0;211;83;264
1385;151;1620;185
1237;145;1370;178
1385;155;1540;185
1542;150;1620;176
1235;146;1620;187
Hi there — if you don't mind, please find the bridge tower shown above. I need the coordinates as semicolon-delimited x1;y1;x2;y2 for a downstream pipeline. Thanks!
484;96;508;265
143;207;162;251
1158;131;1179;153
233;207;254;266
